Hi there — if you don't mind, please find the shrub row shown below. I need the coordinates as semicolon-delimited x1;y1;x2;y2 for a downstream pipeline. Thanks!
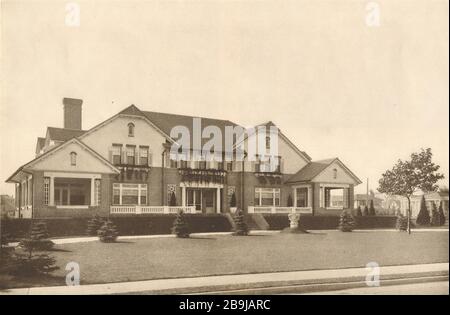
1;215;232;240
262;215;398;230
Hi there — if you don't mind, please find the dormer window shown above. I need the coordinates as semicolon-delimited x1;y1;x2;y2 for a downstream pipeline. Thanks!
128;123;135;137
333;168;337;179
70;152;77;166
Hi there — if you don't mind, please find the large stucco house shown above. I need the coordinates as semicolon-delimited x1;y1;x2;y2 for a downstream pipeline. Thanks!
7;98;361;219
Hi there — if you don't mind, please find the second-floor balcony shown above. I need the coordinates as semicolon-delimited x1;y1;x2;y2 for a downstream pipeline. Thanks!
178;168;227;185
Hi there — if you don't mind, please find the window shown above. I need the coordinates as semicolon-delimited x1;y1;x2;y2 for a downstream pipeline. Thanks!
266;136;271;150
254;188;280;206
333;168;337;179
198;160;207;169
112;183;147;205
226;162;233;172
139;146;149;165
180;160;188;169
43;177;50;205
70;152;77;166
170;159;178;168
296;187;309;207
54;178;90;206
128;123;135;137
112;145;122;165
126;145;135;165
217;161;224;170
95;179;101;206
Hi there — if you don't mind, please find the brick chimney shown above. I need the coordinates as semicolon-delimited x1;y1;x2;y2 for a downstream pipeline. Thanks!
63;98;83;130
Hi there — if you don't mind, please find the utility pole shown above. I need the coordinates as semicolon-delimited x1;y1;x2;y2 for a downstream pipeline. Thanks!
366;178;369;207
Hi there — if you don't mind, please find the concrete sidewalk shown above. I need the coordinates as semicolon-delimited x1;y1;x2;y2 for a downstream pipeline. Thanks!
1;263;447;295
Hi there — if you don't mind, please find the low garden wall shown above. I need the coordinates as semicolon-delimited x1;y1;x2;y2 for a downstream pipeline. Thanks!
1;215;232;240
262;214;398;230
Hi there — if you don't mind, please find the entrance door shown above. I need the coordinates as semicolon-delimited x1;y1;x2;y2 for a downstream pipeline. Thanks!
203;189;215;214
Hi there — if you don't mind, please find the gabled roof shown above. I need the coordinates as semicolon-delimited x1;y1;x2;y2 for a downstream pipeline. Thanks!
233;120;312;162
286;158;335;183
47;127;86;142
6;138;119;183
286;158;362;185
35;137;46;154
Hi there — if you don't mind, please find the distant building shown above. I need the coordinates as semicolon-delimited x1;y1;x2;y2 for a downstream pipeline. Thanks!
383;190;449;219
0;195;16;218
354;191;384;210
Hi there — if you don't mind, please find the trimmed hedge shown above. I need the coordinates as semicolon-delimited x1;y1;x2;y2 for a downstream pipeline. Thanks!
262;215;398;230
1;215;232;240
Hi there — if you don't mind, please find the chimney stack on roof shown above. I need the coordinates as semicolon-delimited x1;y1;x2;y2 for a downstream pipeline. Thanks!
63;98;83;130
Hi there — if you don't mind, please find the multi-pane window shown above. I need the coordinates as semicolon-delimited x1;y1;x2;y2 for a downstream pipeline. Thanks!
198;160;207;169
126;145;135;165
227;162;233;172
112;145;122;165
43;177;50;205
139;146;149;165
254;188;280;206
95;179;101;206
112;183;147;205
180;160;188;169
296;187;309;207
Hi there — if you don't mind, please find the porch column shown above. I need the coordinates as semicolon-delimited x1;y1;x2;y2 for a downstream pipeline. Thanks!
90;177;95;206
216;188;221;213
49;176;55;206
181;186;186;206
293;187;297;207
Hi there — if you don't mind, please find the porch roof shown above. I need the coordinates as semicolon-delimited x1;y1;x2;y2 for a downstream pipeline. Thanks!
286;158;362;185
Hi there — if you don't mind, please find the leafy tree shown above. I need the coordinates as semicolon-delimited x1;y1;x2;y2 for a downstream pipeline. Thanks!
97;220;119;242
86;215;104;236
369;200;376;216
438;202;446;226
356;206;363;216
287;194;293;207
172;210;190;238
363;205;369;216
169;192;177;207
431;203;441;226
338;210;355;232
416;196;430;226
378;148;444;234
230;192;237;208
232;209;249;236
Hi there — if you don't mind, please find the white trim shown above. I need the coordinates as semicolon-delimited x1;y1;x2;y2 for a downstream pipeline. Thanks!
180;182;224;189
56;205;89;209
44;172;102;179
292;184;312;208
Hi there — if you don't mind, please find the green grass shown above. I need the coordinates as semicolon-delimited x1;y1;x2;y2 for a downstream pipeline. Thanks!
2;230;448;289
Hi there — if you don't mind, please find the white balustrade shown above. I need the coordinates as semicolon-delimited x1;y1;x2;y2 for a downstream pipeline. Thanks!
248;206;312;214
110;205;196;214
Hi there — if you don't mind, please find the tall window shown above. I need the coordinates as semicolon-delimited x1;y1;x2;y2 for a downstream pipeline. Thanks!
226;162;233;172
265;136;271;149
112;145;122;165
128;123;135;137
296;187;309;207
139;146;149;165
254;188;280;206
126;145;135;165
113;183;147;205
43;177;50;205
198;160;207;169
70;152;77;166
333;168;338;179
180;160;188;169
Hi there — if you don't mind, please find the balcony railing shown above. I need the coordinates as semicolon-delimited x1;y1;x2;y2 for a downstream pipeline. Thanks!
248;206;312;214
178;168;226;184
110;205;197;214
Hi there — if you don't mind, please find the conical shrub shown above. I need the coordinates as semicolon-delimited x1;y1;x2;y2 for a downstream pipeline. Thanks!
97;220;119;243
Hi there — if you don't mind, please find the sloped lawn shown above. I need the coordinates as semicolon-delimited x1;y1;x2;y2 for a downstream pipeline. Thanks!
2;230;448;289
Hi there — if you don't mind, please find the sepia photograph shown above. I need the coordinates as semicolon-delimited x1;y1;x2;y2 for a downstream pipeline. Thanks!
0;0;448;300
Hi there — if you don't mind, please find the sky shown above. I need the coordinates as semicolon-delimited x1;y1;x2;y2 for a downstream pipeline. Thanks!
1;0;448;196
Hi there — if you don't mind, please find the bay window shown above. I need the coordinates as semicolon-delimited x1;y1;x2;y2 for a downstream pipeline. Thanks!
254;188;280;206
113;183;148;205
